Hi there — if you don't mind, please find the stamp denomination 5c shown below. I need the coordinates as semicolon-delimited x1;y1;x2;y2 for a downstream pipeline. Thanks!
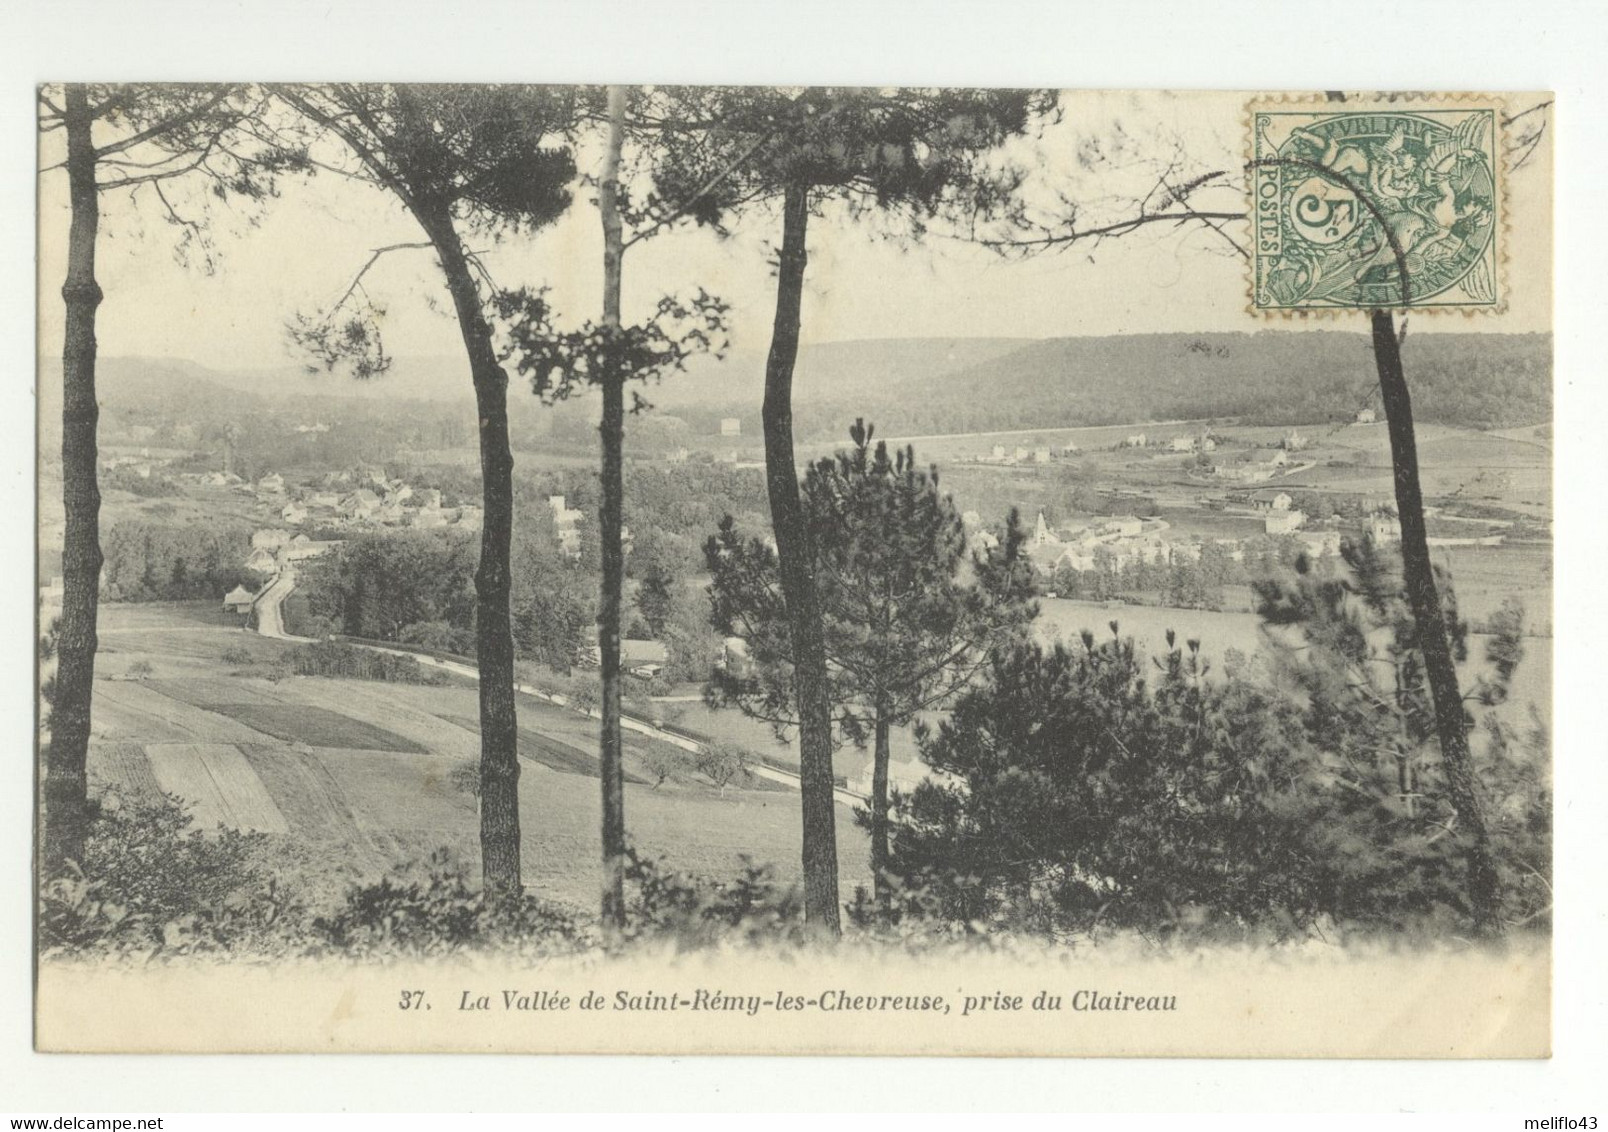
1250;97;1503;313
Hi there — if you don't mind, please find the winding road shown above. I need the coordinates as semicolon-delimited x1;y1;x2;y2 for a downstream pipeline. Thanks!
248;565;866;805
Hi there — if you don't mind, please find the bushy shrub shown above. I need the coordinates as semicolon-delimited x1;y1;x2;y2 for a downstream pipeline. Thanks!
309;850;586;959
890;632;1321;944
447;760;481;797
1253;542;1551;934
694;740;751;793
567;678;600;717
619;848;804;950
888;542;1552;945
398;619;476;656
38;797;304;960
290;640;449;685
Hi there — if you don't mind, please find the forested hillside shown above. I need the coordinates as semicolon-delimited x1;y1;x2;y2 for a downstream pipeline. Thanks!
774;331;1553;438
40;330;1550;463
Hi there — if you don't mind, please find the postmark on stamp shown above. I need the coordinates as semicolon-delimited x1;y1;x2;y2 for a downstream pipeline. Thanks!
1249;97;1503;313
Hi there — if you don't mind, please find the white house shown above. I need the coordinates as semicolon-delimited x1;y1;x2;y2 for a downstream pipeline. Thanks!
1298;530;1343;557
222;585;256;614
582;638;669;676
339;489;381;519
251;528;291;551
1354;408;1377;424
623;639;669;679
243;547;278;574
257;473;285;493
286;538;340;562
719;418;742;437
281;502;308;525
1169;436;1196;452
1265;509;1306;535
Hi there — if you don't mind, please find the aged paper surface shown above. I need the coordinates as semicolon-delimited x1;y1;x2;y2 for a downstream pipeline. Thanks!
33;87;1553;1057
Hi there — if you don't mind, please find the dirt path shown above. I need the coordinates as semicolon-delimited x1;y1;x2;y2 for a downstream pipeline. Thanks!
253;566;308;642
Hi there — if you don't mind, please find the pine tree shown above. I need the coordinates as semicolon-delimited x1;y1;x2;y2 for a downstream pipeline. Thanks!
275;83;580;900
493;85;729;929
636;557;678;640
1252;539;1547;933
707;421;1037;914
657;87;1052;934
38;83;302;871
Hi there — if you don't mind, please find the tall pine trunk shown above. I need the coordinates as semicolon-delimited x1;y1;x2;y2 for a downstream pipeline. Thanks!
420;204;523;901
597;84;628;930
44;84;104;873
761;182;841;936
1371;310;1501;937
871;707;892;917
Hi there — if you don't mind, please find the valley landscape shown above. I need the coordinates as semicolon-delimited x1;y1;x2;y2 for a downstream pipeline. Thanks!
39;327;1553;910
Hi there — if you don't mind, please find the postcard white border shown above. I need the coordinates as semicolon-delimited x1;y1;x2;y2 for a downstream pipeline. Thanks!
3;0;1604;1114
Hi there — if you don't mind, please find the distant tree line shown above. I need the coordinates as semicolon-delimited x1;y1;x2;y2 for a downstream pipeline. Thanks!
99;522;260;602
290;640;449;685
295;529;480;643
708;332;1552;443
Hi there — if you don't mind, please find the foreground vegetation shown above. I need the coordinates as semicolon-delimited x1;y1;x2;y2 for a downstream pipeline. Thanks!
41;525;1550;963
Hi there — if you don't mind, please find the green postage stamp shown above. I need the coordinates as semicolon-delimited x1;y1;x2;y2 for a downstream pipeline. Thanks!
1250;96;1504;313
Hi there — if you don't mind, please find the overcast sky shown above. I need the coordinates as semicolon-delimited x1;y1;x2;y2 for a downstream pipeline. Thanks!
36;89;1552;372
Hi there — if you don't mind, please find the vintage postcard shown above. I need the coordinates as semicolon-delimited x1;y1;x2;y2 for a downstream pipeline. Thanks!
33;86;1553;1056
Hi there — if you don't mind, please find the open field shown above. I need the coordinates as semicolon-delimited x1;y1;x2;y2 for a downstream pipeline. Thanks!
144;742;290;833
38;475;265;539
211;703;429;753
83;602;872;910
